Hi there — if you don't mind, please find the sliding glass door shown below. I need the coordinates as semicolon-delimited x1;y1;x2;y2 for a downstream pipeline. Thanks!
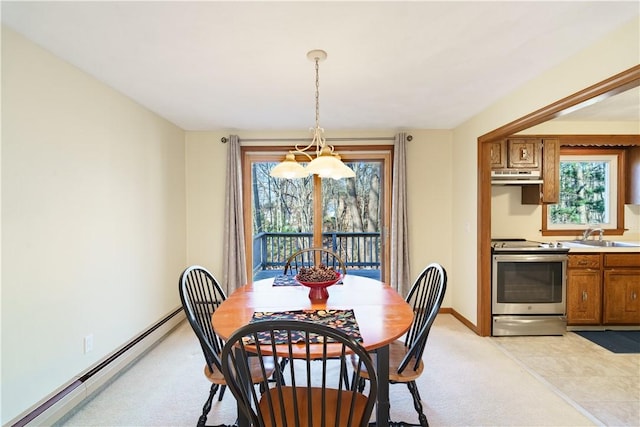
242;147;392;282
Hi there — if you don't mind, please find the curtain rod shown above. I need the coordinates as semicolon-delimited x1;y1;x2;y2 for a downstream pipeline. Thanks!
220;135;412;143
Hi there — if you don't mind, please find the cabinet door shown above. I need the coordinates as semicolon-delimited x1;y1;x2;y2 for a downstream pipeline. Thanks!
490;141;506;169
626;146;640;205
567;269;602;325
603;269;640;324
507;139;539;169
541;138;559;203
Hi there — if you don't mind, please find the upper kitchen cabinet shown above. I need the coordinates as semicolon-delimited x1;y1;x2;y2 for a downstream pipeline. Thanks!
491;138;541;171
495;137;558;204
506;138;540;169
540;138;560;203
489;141;507;169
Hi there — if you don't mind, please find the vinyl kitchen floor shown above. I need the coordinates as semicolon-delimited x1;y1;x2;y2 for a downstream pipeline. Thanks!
492;331;640;426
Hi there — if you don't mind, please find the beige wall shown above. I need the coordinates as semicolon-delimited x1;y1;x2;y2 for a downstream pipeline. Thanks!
451;17;640;324
1;28;186;423
184;131;228;274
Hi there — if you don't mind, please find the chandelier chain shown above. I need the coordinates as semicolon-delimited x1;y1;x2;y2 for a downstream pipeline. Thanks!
314;57;320;130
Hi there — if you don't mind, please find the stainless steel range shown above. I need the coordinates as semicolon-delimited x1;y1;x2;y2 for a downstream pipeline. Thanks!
491;239;569;336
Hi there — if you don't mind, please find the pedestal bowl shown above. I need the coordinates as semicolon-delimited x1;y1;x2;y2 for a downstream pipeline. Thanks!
295;273;343;301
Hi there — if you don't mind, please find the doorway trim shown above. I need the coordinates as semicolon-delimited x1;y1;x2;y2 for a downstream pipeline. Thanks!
476;65;640;337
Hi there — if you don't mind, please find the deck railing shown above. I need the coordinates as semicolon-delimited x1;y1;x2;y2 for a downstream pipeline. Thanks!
252;232;381;278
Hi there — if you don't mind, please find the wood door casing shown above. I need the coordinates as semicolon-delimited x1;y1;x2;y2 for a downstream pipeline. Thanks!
241;146;393;284
477;65;640;336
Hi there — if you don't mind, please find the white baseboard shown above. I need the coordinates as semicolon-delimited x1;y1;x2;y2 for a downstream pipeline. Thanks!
6;308;186;427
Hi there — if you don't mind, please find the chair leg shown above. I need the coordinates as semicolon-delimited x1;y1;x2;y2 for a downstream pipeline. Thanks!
407;381;429;427
197;383;219;427
217;384;226;401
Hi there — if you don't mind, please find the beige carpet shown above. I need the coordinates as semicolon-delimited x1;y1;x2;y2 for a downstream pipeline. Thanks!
58;314;598;426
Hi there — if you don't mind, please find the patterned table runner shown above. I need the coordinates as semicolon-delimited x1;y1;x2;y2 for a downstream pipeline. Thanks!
272;275;300;286
247;309;361;344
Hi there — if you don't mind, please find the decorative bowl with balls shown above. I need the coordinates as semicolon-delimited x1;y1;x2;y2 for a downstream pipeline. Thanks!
295;264;342;301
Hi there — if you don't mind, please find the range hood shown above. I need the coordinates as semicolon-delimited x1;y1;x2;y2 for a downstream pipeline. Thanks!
491;170;543;185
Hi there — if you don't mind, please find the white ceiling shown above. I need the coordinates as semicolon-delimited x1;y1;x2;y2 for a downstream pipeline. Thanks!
2;1;638;131
553;85;640;122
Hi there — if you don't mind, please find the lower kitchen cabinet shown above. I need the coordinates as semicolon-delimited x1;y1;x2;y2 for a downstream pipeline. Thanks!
567;252;640;326
567;268;602;324
567;254;602;325
603;270;640;324
603;254;640;324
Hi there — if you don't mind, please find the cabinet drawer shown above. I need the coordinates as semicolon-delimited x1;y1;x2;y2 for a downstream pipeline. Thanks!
604;253;640;268
568;254;601;269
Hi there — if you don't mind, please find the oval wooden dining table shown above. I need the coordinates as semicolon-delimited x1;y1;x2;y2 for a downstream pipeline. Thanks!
212;274;414;427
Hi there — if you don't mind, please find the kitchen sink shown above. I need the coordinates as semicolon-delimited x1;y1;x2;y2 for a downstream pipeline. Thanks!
562;240;640;248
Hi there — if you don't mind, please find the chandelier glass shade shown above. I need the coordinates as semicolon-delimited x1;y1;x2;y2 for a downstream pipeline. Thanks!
269;153;309;179
270;50;355;180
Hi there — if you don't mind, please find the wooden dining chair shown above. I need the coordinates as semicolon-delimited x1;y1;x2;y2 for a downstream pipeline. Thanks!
221;319;378;427
282;247;350;385
283;247;347;276
179;265;275;427
354;262;447;427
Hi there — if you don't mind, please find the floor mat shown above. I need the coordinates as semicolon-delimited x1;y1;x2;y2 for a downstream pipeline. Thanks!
575;330;640;353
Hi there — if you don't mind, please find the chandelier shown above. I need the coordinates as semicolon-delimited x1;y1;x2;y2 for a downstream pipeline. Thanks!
270;50;355;180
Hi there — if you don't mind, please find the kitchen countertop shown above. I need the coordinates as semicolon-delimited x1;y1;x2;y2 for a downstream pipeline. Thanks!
559;242;640;253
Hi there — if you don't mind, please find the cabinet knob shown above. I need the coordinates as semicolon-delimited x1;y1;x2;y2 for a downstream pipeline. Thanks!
582;291;588;301
632;292;638;301
521;148;528;160
578;260;588;266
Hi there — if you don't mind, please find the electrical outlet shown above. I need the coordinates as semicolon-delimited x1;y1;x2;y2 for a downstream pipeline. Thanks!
84;334;94;354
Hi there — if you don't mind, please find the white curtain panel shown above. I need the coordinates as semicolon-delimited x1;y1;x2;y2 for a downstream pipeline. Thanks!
222;135;247;294
391;132;411;296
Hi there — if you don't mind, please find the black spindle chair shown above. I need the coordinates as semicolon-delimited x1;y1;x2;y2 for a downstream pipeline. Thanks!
179;265;275;427
282;247;350;385
221;319;377;427
354;262;447;427
283;247;347;277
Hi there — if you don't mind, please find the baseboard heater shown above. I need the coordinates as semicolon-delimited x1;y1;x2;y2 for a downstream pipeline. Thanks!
7;307;186;427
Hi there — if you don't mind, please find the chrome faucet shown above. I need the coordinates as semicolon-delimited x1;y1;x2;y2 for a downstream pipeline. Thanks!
582;227;604;241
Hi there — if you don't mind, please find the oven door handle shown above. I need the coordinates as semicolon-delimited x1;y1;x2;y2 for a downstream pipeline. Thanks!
493;254;568;262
